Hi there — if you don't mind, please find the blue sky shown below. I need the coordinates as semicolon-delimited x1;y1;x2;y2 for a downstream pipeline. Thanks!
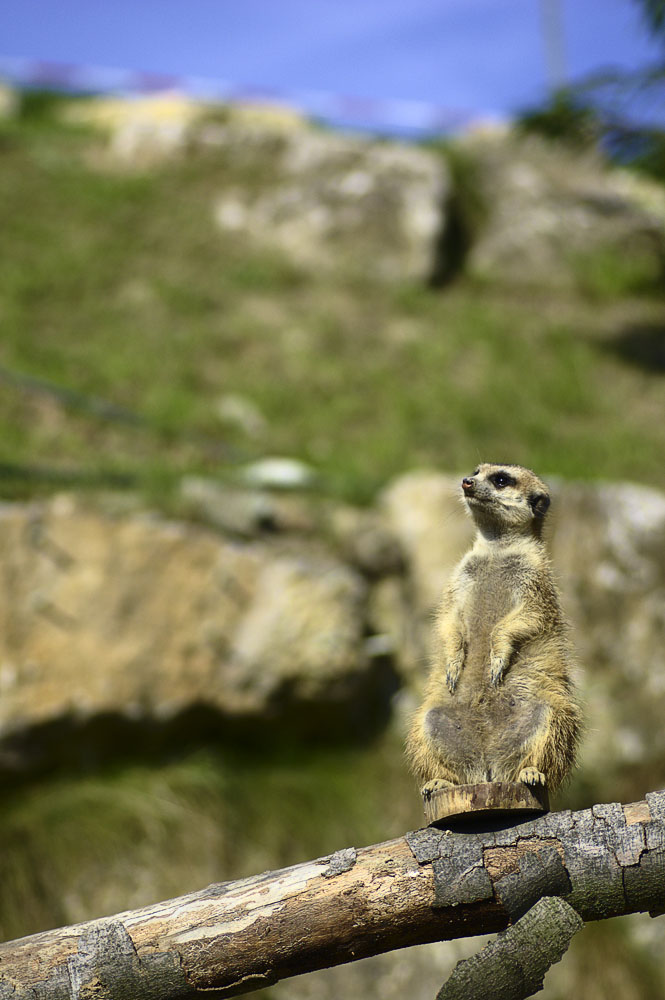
3;1;663;130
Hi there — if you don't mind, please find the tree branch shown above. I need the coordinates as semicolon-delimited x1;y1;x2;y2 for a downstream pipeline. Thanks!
437;896;583;1000
0;792;664;1000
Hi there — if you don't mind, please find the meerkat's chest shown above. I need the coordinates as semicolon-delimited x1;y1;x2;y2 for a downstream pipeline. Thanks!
457;554;523;634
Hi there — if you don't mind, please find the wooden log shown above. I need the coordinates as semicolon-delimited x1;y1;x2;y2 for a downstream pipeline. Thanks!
422;781;550;825
0;792;664;1000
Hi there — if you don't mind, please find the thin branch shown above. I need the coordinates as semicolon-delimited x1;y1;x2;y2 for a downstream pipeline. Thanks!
437;896;583;1000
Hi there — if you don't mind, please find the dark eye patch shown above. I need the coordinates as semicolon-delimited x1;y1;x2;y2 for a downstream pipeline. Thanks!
490;471;516;489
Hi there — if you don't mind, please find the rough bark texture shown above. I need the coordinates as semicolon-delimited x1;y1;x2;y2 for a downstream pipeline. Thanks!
0;792;664;999
437;896;583;1000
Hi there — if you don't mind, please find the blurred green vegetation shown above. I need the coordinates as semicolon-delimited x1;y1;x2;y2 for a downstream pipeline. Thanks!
518;90;603;149
0;730;416;942
1;104;664;508
518;85;665;184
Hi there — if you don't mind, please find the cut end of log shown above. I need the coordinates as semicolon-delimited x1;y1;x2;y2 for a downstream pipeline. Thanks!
423;781;550;826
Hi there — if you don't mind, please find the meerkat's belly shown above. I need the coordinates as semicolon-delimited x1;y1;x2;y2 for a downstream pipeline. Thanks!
428;556;548;781
424;690;546;782
459;567;515;680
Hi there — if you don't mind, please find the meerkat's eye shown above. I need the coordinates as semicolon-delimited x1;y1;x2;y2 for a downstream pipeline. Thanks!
473;468;480;476
490;471;516;489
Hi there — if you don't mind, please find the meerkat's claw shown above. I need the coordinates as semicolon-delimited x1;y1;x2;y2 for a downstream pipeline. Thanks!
421;778;455;799
519;767;546;787
489;654;506;686
446;656;463;693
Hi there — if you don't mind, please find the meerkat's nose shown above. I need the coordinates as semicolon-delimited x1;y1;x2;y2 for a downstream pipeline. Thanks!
461;477;474;491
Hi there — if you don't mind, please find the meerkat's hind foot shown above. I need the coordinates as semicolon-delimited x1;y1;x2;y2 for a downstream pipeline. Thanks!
421;778;456;799
518;767;546;787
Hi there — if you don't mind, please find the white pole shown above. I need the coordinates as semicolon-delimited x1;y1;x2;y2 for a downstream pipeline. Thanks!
540;0;568;92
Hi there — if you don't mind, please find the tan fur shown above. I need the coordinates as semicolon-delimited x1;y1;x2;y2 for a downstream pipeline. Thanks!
406;463;582;794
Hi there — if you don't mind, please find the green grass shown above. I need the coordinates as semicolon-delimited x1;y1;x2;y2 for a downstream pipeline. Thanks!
572;245;665;299
0;731;417;941
0;111;664;506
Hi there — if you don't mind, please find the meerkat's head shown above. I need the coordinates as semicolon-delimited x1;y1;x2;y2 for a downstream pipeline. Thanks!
460;463;551;539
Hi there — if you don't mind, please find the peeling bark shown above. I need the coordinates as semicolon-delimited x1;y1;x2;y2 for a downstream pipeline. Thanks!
1;793;664;999
437;896;583;1000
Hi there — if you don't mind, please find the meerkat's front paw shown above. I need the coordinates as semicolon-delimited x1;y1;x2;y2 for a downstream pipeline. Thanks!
421;778;455;799
519;767;546;787
489;652;506;686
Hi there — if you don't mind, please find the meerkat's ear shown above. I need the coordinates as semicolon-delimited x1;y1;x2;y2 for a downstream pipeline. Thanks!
529;492;551;518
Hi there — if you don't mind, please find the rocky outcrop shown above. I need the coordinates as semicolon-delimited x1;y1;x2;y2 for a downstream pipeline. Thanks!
549;480;665;797
56;92;665;289
0;495;378;762
210;123;449;282
461;130;665;288
66;93;307;165
381;471;473;612
66;93;449;283
0;82;16;119
377;472;474;677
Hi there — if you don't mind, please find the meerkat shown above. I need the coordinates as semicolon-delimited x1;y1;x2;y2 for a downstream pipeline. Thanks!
406;463;581;797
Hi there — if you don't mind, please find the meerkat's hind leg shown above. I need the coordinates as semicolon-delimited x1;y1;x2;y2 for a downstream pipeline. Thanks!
518;766;546;786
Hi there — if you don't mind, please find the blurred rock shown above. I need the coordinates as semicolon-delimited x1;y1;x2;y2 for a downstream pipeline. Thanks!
67;93;448;282
0;82;17;119
179;477;276;536
64;92;206;166
212;126;449;282
461;132;665;288
66;93;307;167
228;555;367;707
549;480;665;798
179;476;317;536
328;505;403;577
215;392;267;440
238;457;318;490
366;575;421;680
47;95;665;292
0;495;371;758
380;470;473;615
377;471;474;675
